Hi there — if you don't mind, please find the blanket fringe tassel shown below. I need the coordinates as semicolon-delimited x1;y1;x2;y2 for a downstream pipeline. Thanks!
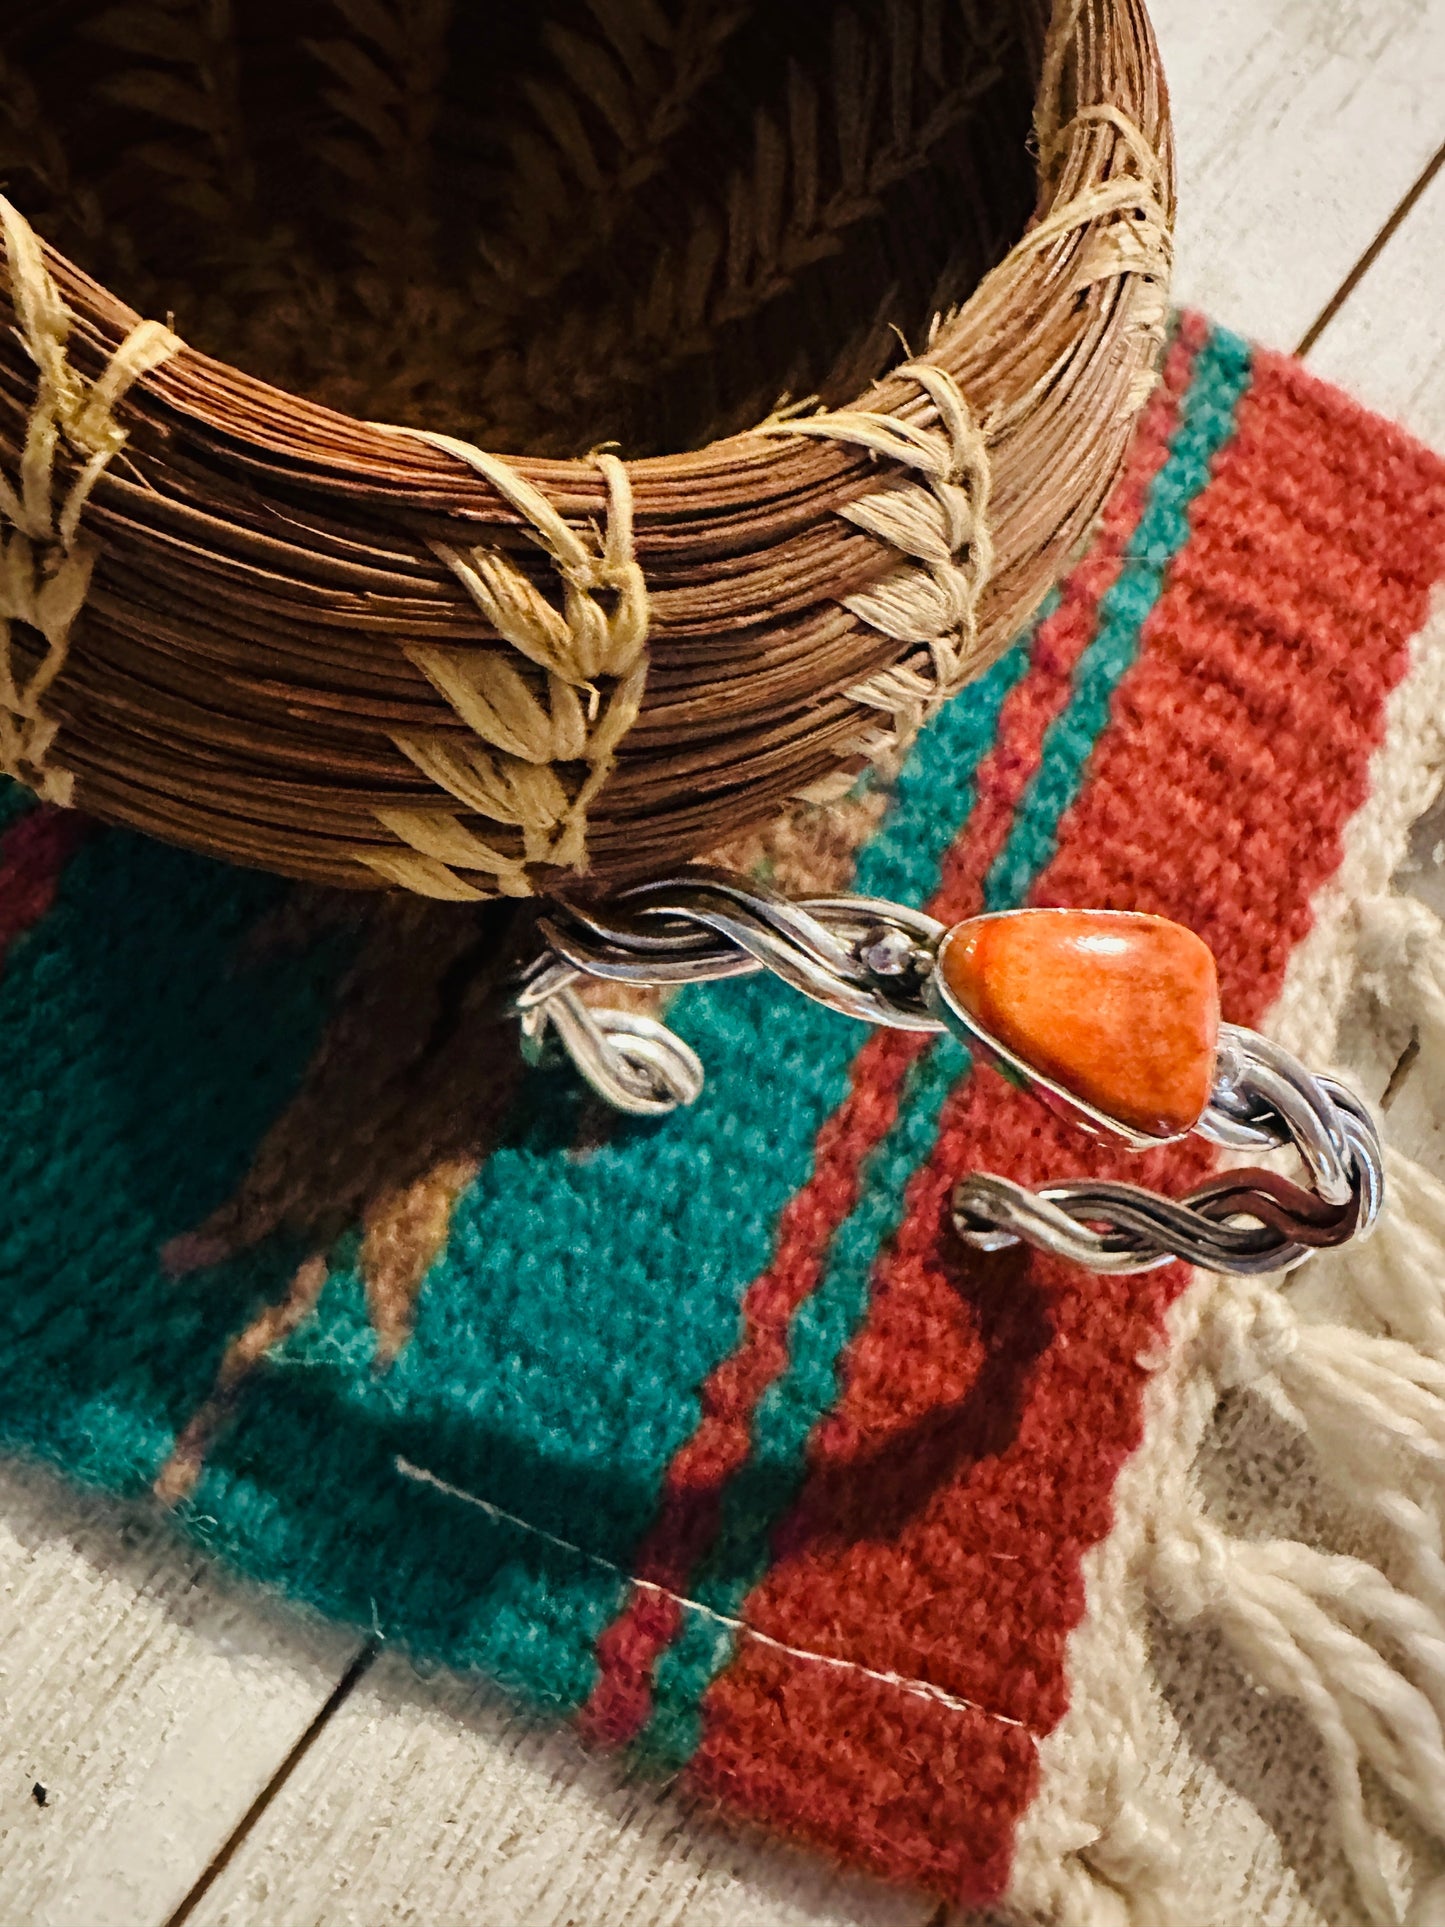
1035;892;1445;1927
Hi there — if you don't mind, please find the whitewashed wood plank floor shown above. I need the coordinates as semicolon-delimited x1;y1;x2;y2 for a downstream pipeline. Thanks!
1164;0;1445;351
0;1471;358;1927
4;4;1445;1923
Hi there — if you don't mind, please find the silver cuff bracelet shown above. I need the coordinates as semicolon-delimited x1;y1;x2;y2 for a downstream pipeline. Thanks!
511;867;1383;1277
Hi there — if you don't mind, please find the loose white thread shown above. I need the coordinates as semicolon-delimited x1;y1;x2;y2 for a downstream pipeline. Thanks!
394;1454;1032;1732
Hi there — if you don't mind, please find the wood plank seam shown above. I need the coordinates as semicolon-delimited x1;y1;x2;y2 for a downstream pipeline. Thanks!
160;226;1445;1927
8;7;1445;1920
178;112;1445;1892
162;1646;380;1927
1296;134;1445;358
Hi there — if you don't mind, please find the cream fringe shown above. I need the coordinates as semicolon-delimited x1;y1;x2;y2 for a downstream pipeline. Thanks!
1006;591;1445;1927
0;196;178;804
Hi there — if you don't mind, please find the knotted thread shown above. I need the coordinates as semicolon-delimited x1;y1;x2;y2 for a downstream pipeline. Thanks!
364;431;648;900
0;196;179;804
761;360;994;778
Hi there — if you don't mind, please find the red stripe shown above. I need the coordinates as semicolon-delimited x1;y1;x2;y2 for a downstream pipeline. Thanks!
0;806;87;971
577;316;1211;1751
685;352;1445;1902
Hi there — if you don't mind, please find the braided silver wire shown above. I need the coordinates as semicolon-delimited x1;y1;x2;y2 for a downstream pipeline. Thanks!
514;868;946;1113
952;1027;1384;1275
516;867;948;1032
517;990;705;1117
514;870;1384;1274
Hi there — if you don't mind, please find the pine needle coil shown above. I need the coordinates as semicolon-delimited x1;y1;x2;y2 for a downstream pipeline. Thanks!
0;0;1172;899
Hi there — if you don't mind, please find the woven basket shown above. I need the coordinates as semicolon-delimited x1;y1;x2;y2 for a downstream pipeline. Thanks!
0;0;1171;901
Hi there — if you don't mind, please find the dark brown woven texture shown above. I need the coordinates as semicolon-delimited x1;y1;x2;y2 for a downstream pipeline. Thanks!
0;0;1172;896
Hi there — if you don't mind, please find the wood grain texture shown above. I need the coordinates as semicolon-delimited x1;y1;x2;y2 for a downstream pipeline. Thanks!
1162;0;1445;347
1309;160;1445;453
0;1458;358;1927
4;4;1445;1923
971;141;1445;1921
184;1653;928;1927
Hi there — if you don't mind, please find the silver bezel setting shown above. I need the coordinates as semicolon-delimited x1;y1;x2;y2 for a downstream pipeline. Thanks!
926;910;1211;1154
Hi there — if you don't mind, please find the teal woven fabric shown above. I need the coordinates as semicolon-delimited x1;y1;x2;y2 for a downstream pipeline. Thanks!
6;313;1439;1905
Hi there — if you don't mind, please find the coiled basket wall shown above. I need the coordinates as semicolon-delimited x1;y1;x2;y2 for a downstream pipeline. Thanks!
0;0;1171;901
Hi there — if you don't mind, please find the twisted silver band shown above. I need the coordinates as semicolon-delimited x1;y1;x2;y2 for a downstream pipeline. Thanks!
518;868;947;1029
952;1046;1383;1274
513;868;1383;1276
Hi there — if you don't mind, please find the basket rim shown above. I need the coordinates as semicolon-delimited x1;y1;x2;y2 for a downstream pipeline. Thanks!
39;0;1174;519
0;0;1176;903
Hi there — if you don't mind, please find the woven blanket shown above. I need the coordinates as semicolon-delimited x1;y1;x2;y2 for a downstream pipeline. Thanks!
7;312;1445;1924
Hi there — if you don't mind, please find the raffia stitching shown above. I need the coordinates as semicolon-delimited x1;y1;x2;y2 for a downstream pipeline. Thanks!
1025;108;1173;416
760;360;994;778
1028;131;1172;307
363;433;648;900
764;106;1170;804
0;195;179;804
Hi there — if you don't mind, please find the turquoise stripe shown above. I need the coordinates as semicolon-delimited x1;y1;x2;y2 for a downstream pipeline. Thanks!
183;633;1035;1711
987;323;1254;906
640;321;1256;1766
640;1032;965;1769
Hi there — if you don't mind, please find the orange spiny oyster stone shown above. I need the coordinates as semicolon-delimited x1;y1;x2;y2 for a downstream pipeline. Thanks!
937;910;1220;1140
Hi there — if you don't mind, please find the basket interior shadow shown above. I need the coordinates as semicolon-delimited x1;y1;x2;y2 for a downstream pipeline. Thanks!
0;0;1169;907
1;0;1043;459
